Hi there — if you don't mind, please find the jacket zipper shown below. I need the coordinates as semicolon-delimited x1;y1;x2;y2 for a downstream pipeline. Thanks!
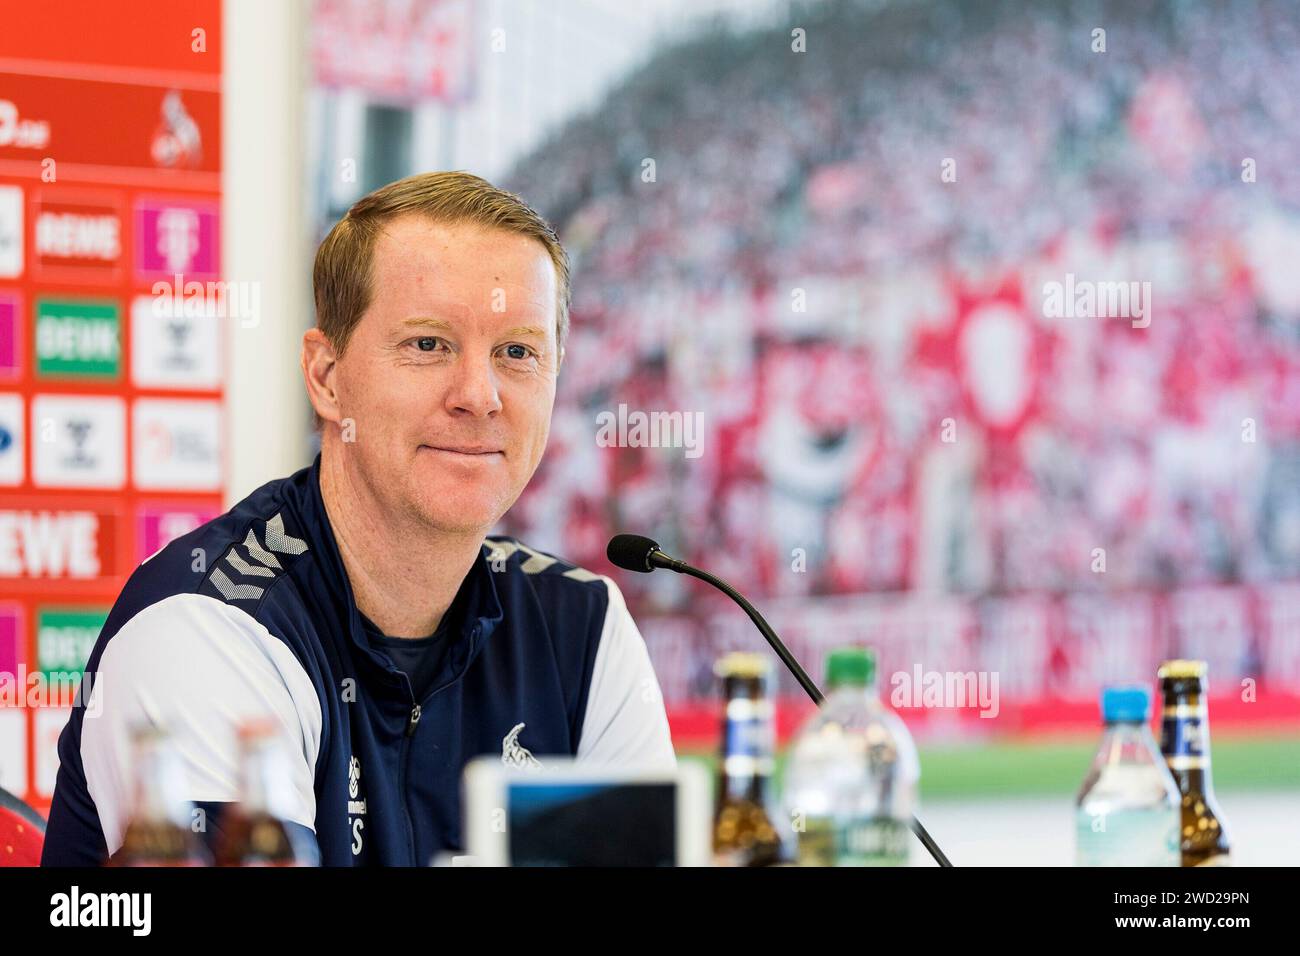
397;680;452;865
394;626;480;866
396;678;421;865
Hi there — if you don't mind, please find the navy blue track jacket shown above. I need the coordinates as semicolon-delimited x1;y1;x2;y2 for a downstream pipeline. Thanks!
41;455;675;866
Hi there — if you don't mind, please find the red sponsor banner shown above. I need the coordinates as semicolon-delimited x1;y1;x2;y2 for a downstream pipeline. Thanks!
0;0;224;813
0;73;219;176
0;2;222;76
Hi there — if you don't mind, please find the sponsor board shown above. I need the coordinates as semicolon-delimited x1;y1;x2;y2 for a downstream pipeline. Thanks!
0;707;25;798
136;502;218;563
31;394;126;489
32;192;124;284
0;601;23;678
0;292;21;379
0;498;125;590
0;73;219;174
0;184;22;279
134;197;219;280
35;297;122;380
132;398;222;491
33;706;69;798
129;294;221;389
0;0;224;814
36;607;107;683
0;393;23;485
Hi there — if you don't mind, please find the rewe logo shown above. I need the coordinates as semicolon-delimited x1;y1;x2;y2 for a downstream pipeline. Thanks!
35;212;120;262
0;509;103;579
49;885;151;936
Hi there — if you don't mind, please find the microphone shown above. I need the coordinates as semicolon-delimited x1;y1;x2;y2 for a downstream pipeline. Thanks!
606;532;954;868
606;533;688;574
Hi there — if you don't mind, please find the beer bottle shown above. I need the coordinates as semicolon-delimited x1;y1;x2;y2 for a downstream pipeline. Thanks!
215;720;317;866
1157;660;1231;866
115;725;210;866
712;652;784;866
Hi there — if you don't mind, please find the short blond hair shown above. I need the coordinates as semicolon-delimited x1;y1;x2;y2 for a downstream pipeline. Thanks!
313;170;570;357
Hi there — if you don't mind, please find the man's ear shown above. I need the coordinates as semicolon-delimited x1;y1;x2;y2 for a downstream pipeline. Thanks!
301;328;342;425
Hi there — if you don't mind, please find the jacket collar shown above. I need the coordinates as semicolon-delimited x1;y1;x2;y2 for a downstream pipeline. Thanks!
298;453;505;688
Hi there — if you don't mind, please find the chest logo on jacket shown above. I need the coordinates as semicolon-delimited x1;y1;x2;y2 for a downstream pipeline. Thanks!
501;723;542;769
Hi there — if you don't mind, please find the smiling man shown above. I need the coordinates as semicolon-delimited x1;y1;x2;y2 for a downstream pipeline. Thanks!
42;172;675;867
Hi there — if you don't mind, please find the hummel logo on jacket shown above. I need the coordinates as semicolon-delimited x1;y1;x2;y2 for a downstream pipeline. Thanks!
41;455;675;866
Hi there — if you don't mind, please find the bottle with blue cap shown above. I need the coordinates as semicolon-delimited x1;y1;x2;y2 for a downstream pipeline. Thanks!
1075;685;1181;866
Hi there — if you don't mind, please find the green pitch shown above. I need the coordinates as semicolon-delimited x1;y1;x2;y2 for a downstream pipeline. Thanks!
679;733;1300;799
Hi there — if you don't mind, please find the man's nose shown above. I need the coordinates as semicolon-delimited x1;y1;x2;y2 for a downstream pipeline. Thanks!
444;351;503;417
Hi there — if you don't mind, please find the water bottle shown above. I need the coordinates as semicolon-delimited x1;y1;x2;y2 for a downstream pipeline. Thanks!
782;647;918;866
1075;685;1181;866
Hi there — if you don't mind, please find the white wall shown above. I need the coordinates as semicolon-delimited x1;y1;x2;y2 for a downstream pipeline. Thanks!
222;0;313;503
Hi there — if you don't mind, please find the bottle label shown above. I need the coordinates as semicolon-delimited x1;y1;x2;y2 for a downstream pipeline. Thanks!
838;817;909;866
794;818;836;867
793;815;909;866
1075;808;1181;867
723;699;774;774
1161;706;1209;769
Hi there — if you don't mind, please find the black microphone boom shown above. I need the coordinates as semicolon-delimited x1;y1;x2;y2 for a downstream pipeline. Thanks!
606;532;954;868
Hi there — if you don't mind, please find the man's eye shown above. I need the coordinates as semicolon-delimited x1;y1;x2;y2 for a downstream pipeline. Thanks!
503;344;533;361
415;337;441;352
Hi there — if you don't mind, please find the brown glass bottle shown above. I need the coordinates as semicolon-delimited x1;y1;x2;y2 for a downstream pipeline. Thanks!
215;721;316;866
712;652;784;866
1157;660;1231;866
114;726;210;867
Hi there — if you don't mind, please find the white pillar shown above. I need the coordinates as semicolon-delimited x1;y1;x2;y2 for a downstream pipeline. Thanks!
222;0;311;505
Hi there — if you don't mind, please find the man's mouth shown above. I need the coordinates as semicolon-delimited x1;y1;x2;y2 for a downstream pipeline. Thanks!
421;444;505;458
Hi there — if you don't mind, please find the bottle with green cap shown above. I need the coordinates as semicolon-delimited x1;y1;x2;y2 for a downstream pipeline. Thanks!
1075;685;1181;866
781;647;919;866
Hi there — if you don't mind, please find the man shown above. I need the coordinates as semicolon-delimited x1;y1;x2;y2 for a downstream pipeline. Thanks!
42;171;675;866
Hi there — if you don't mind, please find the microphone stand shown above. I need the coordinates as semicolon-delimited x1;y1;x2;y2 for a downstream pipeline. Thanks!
663;556;954;868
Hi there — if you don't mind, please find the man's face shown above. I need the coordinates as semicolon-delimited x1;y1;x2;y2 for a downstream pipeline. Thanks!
330;215;560;534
